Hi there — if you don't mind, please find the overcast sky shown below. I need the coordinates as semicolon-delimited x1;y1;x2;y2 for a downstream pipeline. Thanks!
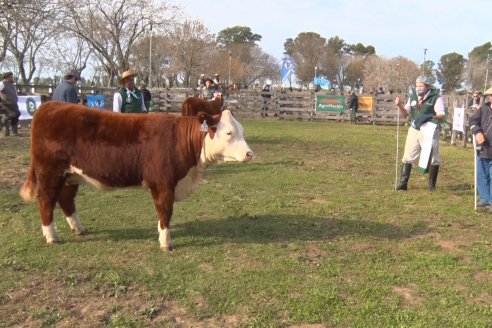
178;0;491;66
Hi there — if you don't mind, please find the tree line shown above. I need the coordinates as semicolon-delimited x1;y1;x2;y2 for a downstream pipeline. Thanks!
0;0;490;94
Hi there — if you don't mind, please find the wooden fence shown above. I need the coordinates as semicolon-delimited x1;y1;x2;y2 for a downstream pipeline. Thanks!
17;85;480;147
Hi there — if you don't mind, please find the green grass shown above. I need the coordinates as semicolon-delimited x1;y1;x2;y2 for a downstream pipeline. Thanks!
0;120;491;327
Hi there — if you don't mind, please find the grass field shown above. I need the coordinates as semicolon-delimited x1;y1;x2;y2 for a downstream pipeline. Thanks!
0;119;491;327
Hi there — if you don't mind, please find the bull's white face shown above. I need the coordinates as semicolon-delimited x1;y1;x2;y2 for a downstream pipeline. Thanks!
202;110;253;164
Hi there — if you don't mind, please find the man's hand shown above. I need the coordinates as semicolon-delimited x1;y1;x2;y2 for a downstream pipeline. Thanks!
476;132;486;145
394;96;401;106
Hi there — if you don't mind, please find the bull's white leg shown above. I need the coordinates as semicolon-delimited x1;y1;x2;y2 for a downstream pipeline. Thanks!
158;221;173;251
65;212;85;235
42;222;59;244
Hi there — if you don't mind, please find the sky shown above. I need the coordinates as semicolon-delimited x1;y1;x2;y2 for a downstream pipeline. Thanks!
178;0;491;67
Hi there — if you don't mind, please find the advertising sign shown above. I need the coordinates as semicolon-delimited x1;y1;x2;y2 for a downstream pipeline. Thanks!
18;95;41;120
315;95;346;113
358;96;373;112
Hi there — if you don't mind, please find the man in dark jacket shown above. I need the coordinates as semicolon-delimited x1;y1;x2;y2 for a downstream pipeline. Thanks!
0;72;21;136
348;90;359;124
470;91;492;208
52;70;80;103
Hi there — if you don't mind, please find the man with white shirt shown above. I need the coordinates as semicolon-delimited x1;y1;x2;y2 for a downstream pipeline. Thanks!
113;70;147;113
394;76;446;191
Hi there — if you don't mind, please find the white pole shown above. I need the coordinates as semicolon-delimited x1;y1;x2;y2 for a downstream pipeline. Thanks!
473;135;477;211
395;103;400;190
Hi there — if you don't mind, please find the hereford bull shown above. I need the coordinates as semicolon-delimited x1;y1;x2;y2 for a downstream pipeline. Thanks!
181;93;224;116
19;102;253;251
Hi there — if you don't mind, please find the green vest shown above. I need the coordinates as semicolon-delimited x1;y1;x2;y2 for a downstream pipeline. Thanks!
119;88;144;113
409;89;440;124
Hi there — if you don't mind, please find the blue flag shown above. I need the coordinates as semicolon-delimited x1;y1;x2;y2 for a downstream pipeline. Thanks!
281;57;297;84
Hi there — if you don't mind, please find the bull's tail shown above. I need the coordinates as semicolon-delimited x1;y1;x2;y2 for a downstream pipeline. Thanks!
19;166;37;203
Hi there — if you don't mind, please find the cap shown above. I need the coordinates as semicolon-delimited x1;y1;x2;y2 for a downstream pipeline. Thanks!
415;75;434;87
2;71;13;79
65;70;81;80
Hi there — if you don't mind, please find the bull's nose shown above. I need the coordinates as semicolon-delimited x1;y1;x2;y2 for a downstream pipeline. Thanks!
245;150;254;161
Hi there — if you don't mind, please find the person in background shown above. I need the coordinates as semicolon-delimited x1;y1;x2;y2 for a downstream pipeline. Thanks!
470;90;492;209
347;90;359;124
197;74;205;89
261;83;272;117
468;90;482;109
199;78;216;100
140;82;152;112
213;73;223;93
0;72;21;136
113;70;147;113
52;70;81;103
394;75;446;191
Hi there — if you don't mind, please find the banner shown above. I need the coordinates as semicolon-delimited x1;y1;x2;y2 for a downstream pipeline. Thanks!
315;95;346;113
358;96;373;112
452;107;464;132
18;95;42;121
281;57;296;84
87;95;105;109
314;76;330;89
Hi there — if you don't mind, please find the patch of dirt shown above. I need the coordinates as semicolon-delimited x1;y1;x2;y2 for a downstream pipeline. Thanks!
0;132;31;190
0;270;244;327
392;284;424;307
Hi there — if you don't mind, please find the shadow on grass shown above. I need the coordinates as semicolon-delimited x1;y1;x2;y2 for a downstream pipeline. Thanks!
87;214;428;247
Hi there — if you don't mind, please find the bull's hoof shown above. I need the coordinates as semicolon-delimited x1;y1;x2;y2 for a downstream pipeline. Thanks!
46;239;60;245
160;246;174;252
73;228;86;236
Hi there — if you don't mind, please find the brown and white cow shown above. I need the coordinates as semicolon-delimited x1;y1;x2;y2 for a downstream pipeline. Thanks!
19;101;253;251
181;94;224;116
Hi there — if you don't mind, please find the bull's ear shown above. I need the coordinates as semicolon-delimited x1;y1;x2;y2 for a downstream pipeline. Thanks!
197;111;219;139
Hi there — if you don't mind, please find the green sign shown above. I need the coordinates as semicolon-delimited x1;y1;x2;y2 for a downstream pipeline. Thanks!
316;95;346;113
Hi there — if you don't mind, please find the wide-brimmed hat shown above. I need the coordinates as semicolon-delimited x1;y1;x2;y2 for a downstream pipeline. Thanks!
119;70;138;83
484;87;492;95
204;78;214;84
2;71;13;79
64;70;81;80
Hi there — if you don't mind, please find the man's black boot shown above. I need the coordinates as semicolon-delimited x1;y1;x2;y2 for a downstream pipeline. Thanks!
396;163;412;191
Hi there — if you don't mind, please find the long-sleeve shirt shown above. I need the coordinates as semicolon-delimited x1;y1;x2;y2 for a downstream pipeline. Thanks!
470;102;492;159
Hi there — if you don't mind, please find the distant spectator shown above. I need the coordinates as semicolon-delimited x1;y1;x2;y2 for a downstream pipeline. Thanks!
197;74;205;89
347;90;359;124
0;72;21;136
200;78;216;100
140;82;152;111
52;70;81;104
113;70;147;113
469;90;482;108
261;83;273;117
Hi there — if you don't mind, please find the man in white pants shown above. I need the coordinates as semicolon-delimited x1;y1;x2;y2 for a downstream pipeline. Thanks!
394;76;446;191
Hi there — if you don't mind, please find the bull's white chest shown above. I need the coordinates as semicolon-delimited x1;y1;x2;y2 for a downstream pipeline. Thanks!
174;165;203;201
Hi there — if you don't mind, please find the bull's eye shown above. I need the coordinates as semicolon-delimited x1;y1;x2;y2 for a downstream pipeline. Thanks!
226;131;233;136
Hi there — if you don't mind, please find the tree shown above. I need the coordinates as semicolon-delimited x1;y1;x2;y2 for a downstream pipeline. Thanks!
420;60;436;84
0;0;59;85
216;26;261;47
362;55;419;94
284;32;326;87
436;52;466;92
59;0;180;86
464;42;492;91
167;20;215;87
